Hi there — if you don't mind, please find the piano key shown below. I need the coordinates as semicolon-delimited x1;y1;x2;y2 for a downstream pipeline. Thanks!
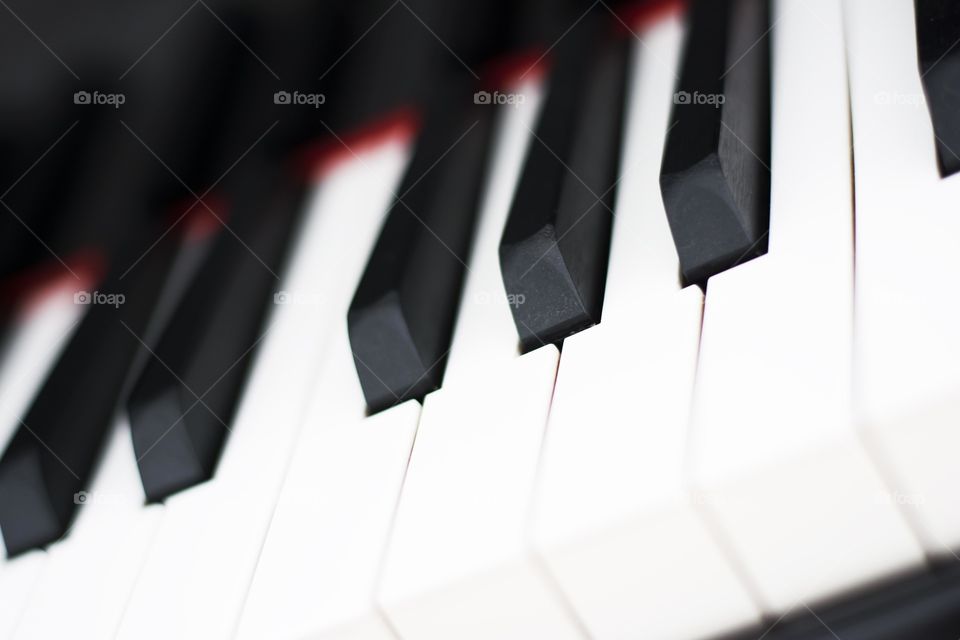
240;86;542;640
440;73;545;388
116;135;411;640
377;76;582;638
379;350;566;640
128;164;304;502
660;0;771;285
347;87;494;413
498;15;627;349
12;423;163;640
236;364;419;640
688;0;925;614
845;0;960;556
530;11;761;639
0;281;86;636
0;229;179;556
321;0;512;135
914;0;960;176
10;222;219;640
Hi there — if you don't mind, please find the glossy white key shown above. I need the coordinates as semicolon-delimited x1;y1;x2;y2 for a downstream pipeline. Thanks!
116;140;410;640
687;0;925;612
236;350;419;640
531;14;759;640
844;0;960;557
0;279;85;637
377;79;581;639
237;136;422;640
441;77;544;388
14;423;162;640
241;84;546;640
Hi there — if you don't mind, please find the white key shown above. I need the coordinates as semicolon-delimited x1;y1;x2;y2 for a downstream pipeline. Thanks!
116;139;410;640
237;137;423;640
236;351;419;640
844;0;960;558
531;14;759;640
687;0;925;612
11;222;221;640
377;79;582;639
14;422;163;640
0;278;85;637
241;83;546;640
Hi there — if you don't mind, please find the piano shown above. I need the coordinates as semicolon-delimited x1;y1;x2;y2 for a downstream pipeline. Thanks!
1;0;959;637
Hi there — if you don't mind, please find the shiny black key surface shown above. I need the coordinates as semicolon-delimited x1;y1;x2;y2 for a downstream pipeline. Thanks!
499;15;629;350
660;0;771;286
348;85;494;414
915;0;960;176
127;161;305;502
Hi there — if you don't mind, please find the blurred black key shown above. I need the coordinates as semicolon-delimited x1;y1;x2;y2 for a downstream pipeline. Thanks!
0;224;178;556
320;0;512;135
660;0;771;286
348;85;494;414
499;16;629;350
915;0;960;176
127;161;305;502
722;564;960;640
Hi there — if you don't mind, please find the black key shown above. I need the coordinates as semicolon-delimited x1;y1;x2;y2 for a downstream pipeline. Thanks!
660;0;771;286
498;15;629;350
127;161;305;502
722;564;960;640
348;85;495;414
915;0;960;176
0;108;226;554
0;226;178;556
320;0;513;135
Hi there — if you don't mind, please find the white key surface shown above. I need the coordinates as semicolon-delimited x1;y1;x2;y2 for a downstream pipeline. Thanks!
376;76;584;638
116;140;410;640
844;0;960;557
531;13;760;639
691;0;922;613
378;344;569;640
14;422;162;640
238;138;426;640
688;0;924;612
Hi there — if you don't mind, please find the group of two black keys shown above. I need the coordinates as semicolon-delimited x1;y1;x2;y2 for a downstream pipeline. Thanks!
0;0;772;557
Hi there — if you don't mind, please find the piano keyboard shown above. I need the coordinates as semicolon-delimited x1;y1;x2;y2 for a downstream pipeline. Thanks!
2;0;960;638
